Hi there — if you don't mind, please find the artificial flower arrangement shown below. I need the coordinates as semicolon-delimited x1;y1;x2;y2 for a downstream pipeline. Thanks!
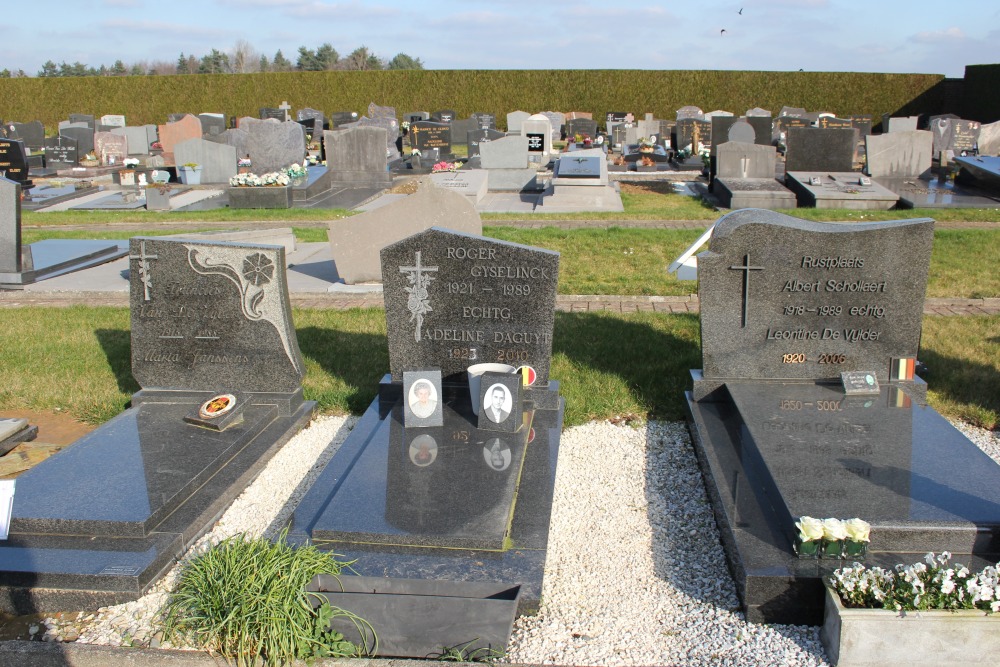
431;161;459;173
229;171;291;187
122;158;140;168
830;552;1000;612
795;516;870;559
638;136;657;151
284;161;308;179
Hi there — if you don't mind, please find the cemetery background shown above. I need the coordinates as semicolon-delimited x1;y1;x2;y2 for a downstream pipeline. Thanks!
0;71;999;665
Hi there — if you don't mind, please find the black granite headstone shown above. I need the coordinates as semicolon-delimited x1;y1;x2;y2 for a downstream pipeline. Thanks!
431;109;456;123
60;125;95;157
10;121;44;151
129;237;306;392
467;128;505;157
44;136;79;169
0;139;30;186
381;228;559;385
696;209;933;384
329;111;360;127
471;112;497;130
784;127;856;172
409;121;452;153
565;118;598;140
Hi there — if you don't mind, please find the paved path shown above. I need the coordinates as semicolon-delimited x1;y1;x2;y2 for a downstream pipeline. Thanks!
1;291;996;316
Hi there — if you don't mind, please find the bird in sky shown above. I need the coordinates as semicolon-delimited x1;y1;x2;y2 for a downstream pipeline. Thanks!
721;29;727;35
739;7;744;14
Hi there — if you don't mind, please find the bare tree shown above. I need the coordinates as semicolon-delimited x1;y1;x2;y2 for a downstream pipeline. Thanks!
231;39;259;74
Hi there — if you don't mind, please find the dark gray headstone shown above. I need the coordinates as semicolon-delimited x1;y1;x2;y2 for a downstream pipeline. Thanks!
329;111;360;127
450;118;477;146
44;136;78;168
259;107;286;121
779;106;807;118
119;126;151;155
381;228;559;384
129;237;306;392
410;121;452;153
241;119;307;174
697;209;933;382
368;102;396;120
676;106;704;121
431;109;456;123
341;114;400;160
784;127;856;172
69;113;95;129
675;118;712;151
850;115;873;138
467;128;505;157
471;112;496;130
216;128;251;162
0;139;30;185
198;113;227;136
323;126;392;187
817;116;852;130
10;121;44;151
565;118;598;140
404;111;430;123
930;117;981;156
60;125;94;157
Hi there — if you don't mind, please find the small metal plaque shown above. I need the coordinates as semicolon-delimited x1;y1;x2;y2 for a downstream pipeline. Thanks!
841;371;880;395
99;565;142;576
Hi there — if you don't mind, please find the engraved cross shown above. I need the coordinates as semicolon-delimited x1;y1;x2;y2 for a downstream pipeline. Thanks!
129;240;159;302
729;253;763;328
400;251;439;342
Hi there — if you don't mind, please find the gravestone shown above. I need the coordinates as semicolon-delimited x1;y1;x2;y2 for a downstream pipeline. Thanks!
816;116;852;130
779;106;807;118
674;118;711;151
10;121;44;151
746;107;771;117
506;110;530;134
864;130;933;179
850;115;873;138
471;112;496;130
409;121;452;155
94;131;128;166
174;138;237;184
976;120;1000;156
259;107;287;121
883;115;919;133
522;114;553;164
329;111;360;127
60;124;95;157
564;111;592;121
100;114;126;128
784;127;856;173
43;136;78;169
290;226;564;617
198;113;227;136
930;117;981;157
117;126;152;155
241;118;307;175
215;128;251;164
323;126;393;188
69;113;95;128
676;106;704;120
467;128;505;158
340;114;400;160
0;139;31;186
479;135;528;169
785;172;900;209
157;114;203;159
539;111;565;142
449;118;478;146
0;237;314;611
369;103;396;120
328;182;482;284
773;116;811;145
404;111;430;124
704;110;734;119
711;143;796;210
685;209;1000;626
564;118;598;140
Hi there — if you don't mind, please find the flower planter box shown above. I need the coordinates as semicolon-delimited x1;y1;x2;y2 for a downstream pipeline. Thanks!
307;575;520;659
178;165;202;185
227;185;292;209
820;586;1000;667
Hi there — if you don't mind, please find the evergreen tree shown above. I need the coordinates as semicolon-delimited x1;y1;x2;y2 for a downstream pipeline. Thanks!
258;54;270;72
38;60;58;77
176;53;189;74
272;50;292;72
387;53;424;70
111;60;127;76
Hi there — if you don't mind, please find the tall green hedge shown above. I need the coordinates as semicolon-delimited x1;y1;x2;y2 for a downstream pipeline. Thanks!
962;64;1000;123
0;69;947;133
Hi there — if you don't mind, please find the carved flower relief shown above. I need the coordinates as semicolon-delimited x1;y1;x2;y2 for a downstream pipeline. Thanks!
242;252;275;286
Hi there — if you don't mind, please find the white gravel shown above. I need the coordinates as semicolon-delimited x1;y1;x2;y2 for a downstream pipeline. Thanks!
37;413;1000;666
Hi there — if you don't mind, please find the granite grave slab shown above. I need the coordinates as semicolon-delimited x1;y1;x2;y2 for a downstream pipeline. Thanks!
785;171;899;209
0;236;315;611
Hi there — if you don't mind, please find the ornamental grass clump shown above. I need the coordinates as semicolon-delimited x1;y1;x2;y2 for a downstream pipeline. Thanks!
162;532;376;666
830;551;1000;613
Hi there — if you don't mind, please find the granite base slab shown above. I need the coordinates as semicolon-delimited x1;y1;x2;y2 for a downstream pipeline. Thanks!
685;384;1000;624
20;184;99;211
0;390;315;614
228;185;293;209
288;382;563;614
67;192;148;210
713;178;797;209
536;184;623;212
785;172;899;209
875;175;1000;208
0;240;128;288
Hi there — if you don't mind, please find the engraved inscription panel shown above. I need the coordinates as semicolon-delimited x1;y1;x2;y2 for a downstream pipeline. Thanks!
381;228;559;383
129;237;305;392
698;210;934;381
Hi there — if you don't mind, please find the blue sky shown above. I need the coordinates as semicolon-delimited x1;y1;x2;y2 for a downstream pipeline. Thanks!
2;0;997;77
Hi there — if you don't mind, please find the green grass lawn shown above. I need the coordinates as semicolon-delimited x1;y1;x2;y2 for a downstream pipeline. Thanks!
23;226;1000;299
1;308;996;430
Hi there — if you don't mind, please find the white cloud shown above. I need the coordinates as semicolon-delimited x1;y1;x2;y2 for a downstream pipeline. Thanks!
99;19;232;39
912;27;966;44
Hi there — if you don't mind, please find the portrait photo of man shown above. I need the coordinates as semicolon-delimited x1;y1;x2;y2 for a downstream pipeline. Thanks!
483;383;511;424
